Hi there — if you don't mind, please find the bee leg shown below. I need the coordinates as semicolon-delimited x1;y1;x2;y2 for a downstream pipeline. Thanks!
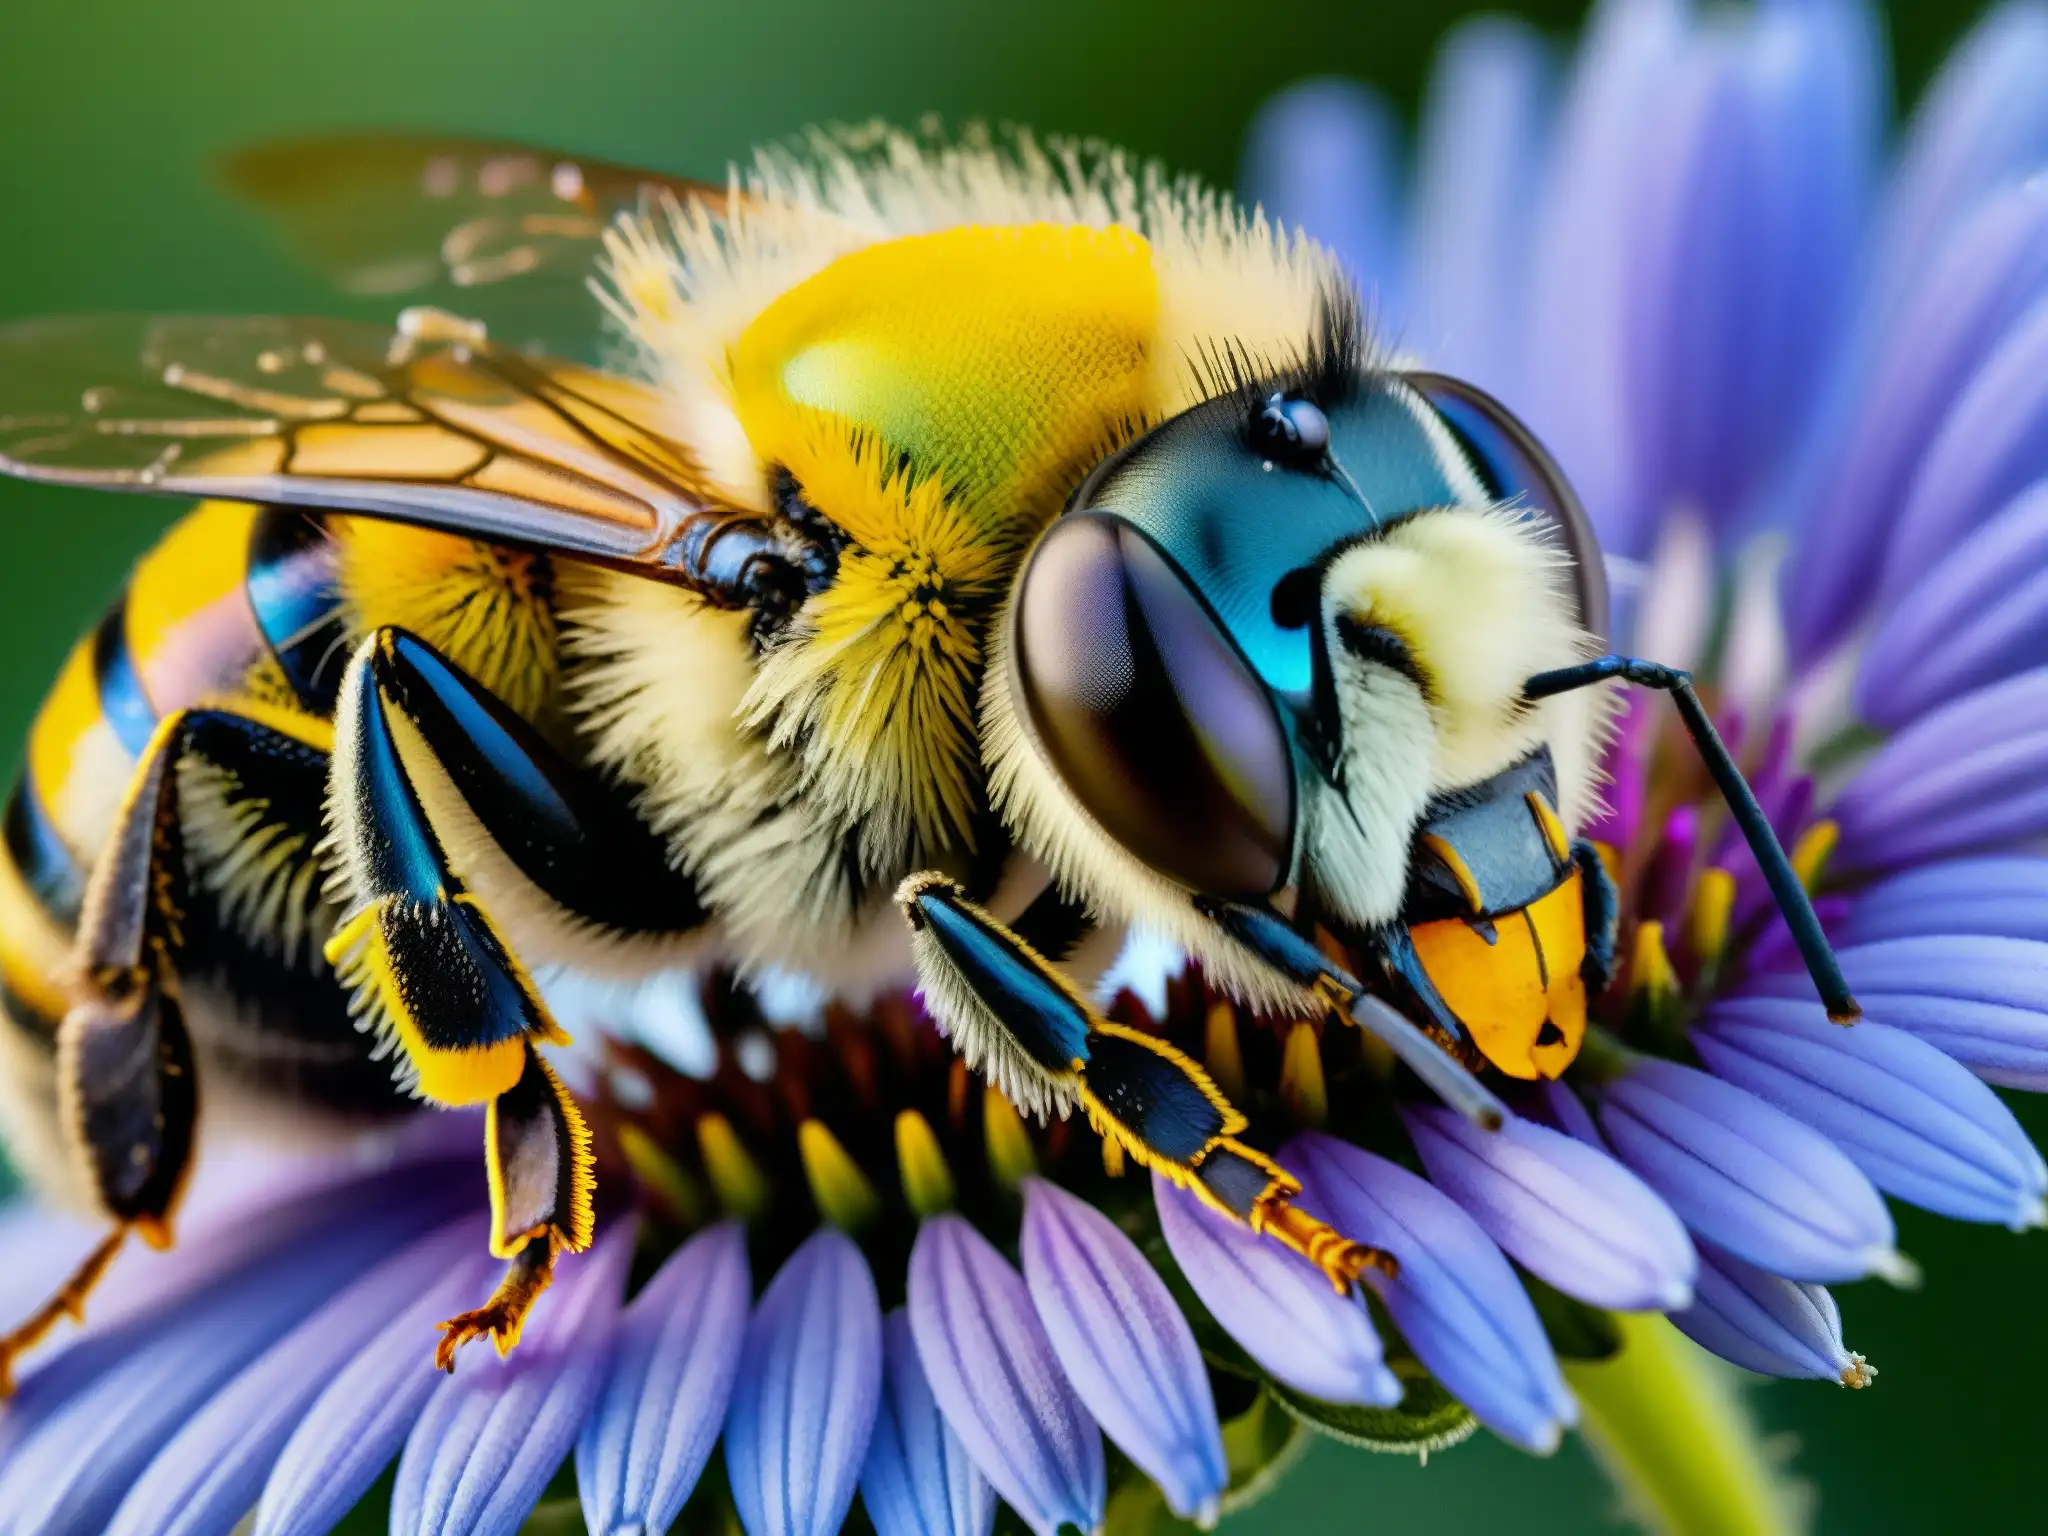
0;707;309;1392
1524;656;1858;1022
1574;839;1620;990
897;873;1391;1292
1196;897;1510;1129
435;1039;595;1370
325;629;618;1364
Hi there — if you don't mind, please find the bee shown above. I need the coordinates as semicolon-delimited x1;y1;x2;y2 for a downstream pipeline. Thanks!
0;125;1855;1389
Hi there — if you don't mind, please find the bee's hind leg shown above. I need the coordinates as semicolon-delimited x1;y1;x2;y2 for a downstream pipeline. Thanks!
896;873;1391;1292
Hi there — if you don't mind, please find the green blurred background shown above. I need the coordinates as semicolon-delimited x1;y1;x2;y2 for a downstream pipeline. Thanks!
0;0;2035;1530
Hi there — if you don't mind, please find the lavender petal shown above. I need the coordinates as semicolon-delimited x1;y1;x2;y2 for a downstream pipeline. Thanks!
1670;1241;1869;1385
392;1228;630;1536
1151;1173;1400;1408
1597;1059;1904;1284
906;1214;1103;1536
1401;1105;1696;1313
1285;1132;1576;1454
577;1222;751;1536
108;1220;478;1536
1019;1179;1226;1523
1696;1004;2047;1228
254;1244;501;1536
1740;935;2048;1089
1841;856;2048;945
860;1311;996;1536
1833;668;2048;870
724;1227;884;1536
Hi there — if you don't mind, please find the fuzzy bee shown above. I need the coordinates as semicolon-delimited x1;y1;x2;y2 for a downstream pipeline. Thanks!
0;125;1854;1389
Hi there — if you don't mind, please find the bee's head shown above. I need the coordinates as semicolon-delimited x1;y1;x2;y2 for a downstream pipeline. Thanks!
997;354;1608;940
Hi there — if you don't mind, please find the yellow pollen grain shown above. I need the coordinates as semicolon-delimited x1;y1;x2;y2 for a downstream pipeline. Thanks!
983;1088;1038;1188
800;1119;882;1233
1791;819;1840;894
1686;867;1737;969
1631;920;1680;1011
1101;1136;1128;1179
1204;999;1247;1104
697;1113;770;1221
894;1110;958;1218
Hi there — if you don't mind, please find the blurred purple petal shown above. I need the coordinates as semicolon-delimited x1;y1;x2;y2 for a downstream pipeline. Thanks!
1597;1059;1903;1283
1741;936;2048;1090
1696;1004;2046;1228
1401;1105;1696;1312
1866;2;2048;318
393;1228;630;1536
1523;0;1687;554
1833;668;2048;870
1520;1077;1610;1150
577;1222;750;1536
725;1227;883;1536
1622;0;1877;530
1286;1132;1576;1454
254;1245;501;1536
108;1220;477;1536
1241;78;1405;312
860;1311;995;1536
1408;17;1553;396
1841;856;2048;945
906;1214;1103;1536
1879;299;2048;607
1670;1241;1870;1385
0;1191;433;1536
1791;172;2048;659
1151;1174;1400;1408
1020;1179;1225;1523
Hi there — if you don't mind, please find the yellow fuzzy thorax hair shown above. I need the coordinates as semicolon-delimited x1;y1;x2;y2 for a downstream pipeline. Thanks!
589;125;1348;864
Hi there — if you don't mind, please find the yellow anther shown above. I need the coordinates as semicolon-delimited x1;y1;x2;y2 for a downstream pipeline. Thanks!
1791;819;1839;894
983;1088;1038;1188
1629;920;1685;1046
618;1123;707;1228
1686;866;1737;969
696;1113;769;1221
1101;1135;1128;1178
1204;999;1246;1103
1279;1020;1329;1129
895;1110;957;1218
800;1119;881;1233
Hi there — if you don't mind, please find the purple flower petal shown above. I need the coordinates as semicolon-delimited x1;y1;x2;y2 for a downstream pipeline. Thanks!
1401;1105;1696;1313
1408;16;1554;397
1858;456;2048;725
577;1222;751;1536
1151;1174;1400;1408
1791;177;2048;660
393;1227;631;1536
0;1191;433;1536
1740;936;2048;1089
906;1214;1103;1536
1866;1;2048;319
1840;856;2048;945
1241;77;1406;313
254;1244;502;1536
1833;668;2048;870
1695;1004;2046;1229
860;1311;995;1536
1596;1059;1904;1284
1019;1179;1225;1523
1285;1132;1576;1454
1670;1241;1869;1385
725;1227;884;1536
108;1219;479;1536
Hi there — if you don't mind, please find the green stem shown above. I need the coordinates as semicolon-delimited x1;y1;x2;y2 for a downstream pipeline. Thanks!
1565;1313;1801;1536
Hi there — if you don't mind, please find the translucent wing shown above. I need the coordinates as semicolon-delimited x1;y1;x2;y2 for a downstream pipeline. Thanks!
223;133;731;358
0;314;782;593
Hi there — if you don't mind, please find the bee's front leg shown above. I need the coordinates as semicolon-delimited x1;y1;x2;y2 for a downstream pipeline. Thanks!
896;874;1391;1292
325;627;617;1367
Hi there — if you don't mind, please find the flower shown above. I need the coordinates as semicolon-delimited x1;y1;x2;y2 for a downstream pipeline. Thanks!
9;1;2048;1531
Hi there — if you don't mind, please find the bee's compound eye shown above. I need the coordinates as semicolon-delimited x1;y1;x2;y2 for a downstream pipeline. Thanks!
1251;394;1331;463
1012;512;1294;897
